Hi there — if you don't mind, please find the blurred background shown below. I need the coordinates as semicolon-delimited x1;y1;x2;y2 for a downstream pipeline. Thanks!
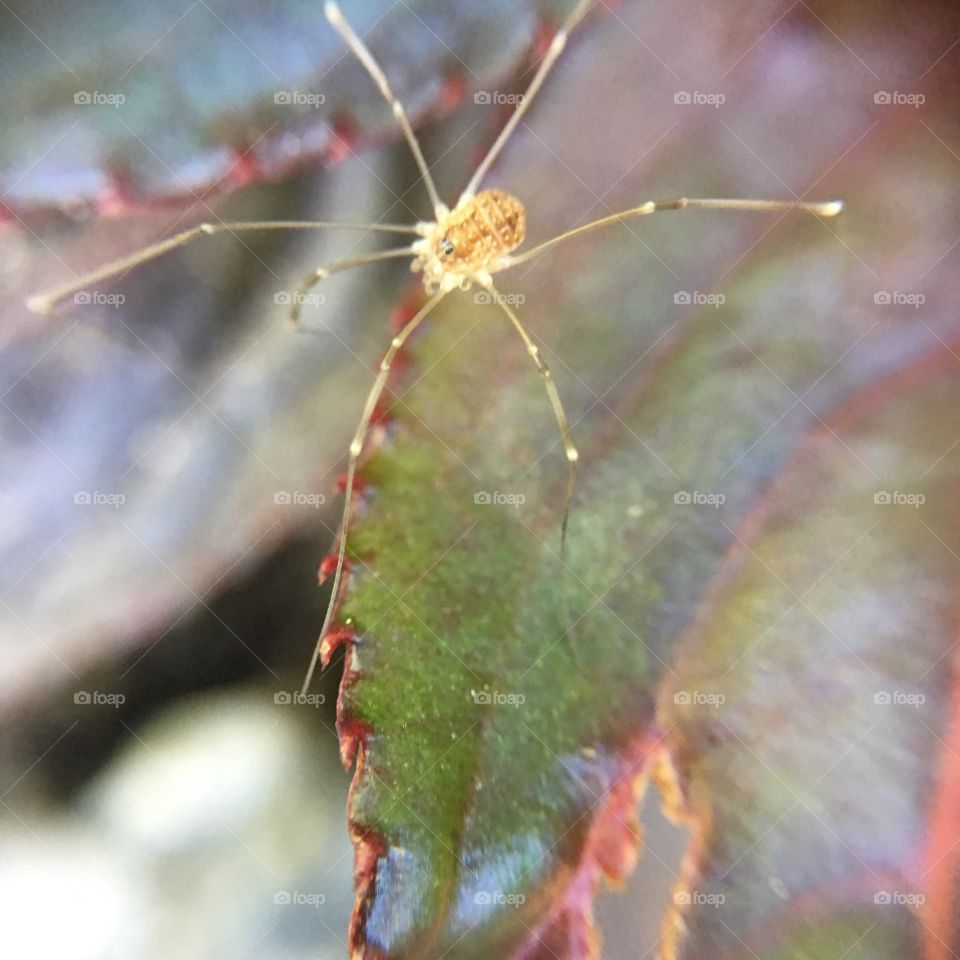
1;0;957;957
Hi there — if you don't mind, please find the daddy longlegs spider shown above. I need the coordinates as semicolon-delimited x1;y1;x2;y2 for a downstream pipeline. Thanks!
27;0;843;695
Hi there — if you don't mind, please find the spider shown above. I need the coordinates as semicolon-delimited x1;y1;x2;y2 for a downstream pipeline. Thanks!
28;0;843;694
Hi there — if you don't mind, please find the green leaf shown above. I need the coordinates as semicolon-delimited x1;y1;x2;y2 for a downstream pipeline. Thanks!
331;1;960;957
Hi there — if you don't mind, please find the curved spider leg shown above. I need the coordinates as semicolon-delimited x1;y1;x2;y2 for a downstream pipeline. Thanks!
325;2;446;218
483;282;578;553
26;219;420;316
288;245;417;328
462;0;595;199
301;289;448;695
502;196;844;269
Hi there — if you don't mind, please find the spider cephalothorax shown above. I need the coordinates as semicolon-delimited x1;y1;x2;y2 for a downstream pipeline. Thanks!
412;189;527;293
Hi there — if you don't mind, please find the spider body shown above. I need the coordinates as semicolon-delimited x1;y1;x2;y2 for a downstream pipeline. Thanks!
413;189;527;293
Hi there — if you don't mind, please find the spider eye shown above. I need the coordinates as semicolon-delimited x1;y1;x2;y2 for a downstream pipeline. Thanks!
439;237;455;257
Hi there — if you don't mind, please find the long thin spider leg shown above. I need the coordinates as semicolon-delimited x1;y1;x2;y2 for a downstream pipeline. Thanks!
300;289;447;696
289;246;416;327
485;283;578;551
325;2;445;218
501;196;845;270
462;0;594;199
26;219;420;316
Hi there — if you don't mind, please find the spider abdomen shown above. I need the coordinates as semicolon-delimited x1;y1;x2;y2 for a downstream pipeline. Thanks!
444;189;527;269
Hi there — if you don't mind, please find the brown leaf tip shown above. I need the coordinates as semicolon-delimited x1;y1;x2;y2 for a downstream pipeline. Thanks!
348;828;389;960
320;623;356;668
318;553;350;586
515;737;653;960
